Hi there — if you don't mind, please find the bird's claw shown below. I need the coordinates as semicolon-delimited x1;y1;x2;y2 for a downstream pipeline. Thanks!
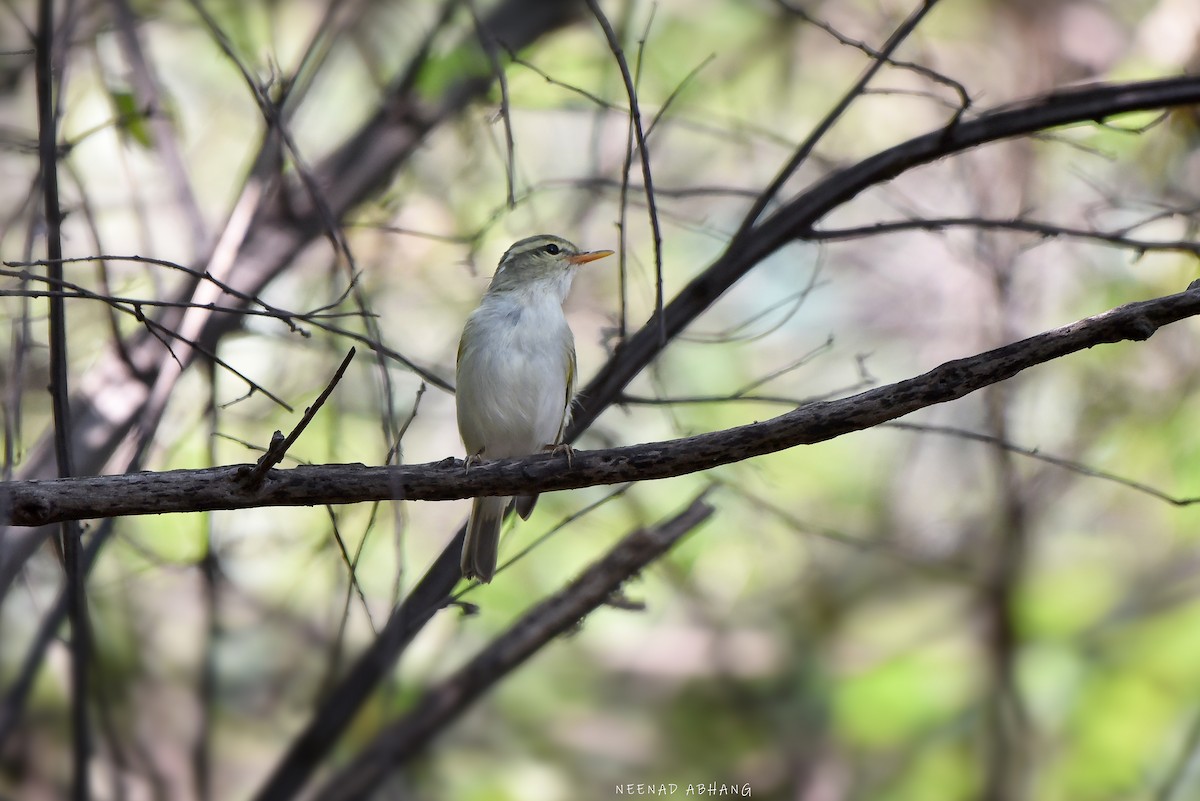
543;442;575;468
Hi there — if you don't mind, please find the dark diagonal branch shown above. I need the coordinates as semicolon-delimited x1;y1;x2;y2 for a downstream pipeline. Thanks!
249;535;465;801
733;0;943;241
306;495;714;801
7;281;1200;526
567;75;1200;442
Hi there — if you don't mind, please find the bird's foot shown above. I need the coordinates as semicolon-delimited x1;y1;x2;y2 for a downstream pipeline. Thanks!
543;442;575;468
464;450;485;471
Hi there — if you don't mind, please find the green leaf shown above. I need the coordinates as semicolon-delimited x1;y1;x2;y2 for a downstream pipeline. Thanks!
109;88;154;149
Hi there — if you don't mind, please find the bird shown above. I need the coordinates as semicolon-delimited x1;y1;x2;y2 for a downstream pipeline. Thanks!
455;234;613;582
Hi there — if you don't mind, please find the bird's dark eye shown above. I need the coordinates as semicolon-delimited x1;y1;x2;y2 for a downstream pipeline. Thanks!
543;243;561;255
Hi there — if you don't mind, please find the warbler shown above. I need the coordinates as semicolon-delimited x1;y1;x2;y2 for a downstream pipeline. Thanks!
456;234;613;582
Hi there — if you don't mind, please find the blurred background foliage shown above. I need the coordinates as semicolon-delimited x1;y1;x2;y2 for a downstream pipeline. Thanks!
3;0;1200;799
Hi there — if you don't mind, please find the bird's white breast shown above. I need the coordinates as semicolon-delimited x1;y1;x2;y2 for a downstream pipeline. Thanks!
456;290;574;459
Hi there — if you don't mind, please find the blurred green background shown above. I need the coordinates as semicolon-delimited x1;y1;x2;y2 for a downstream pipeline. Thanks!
3;0;1200;799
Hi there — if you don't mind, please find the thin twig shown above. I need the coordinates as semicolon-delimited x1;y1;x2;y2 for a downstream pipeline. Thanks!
645;53;715;139
772;0;969;116
1;257;452;391
808;215;1200;255
483;483;634;584
586;0;665;343
35;1;90;798
467;0;517;208
884;422;1200;506
194;361;219;801
733;0;942;241
241;348;357;488
505;48;618;110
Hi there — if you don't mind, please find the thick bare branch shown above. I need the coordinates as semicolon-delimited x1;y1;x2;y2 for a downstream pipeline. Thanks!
6;281;1199;526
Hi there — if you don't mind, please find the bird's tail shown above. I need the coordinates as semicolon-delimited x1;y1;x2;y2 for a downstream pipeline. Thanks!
461;496;509;583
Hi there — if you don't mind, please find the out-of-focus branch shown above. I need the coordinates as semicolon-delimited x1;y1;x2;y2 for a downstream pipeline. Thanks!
0;0;586;595
0;520;113;753
567;75;1200;441
34;1;90;797
249;532;465;801
883;422;1200;506
771;0;970;112
11;0;584;481
107;0;209;257
585;0;666;341
196;72;1200;801
304;495;715;801
6;280;1200;526
732;0;943;241
809;216;1200;254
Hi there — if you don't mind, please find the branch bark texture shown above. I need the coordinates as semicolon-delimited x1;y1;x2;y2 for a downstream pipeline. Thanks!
5;282;1197;526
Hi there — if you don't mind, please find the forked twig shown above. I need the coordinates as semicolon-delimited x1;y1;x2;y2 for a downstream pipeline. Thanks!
241;348;357;489
585;0;666;342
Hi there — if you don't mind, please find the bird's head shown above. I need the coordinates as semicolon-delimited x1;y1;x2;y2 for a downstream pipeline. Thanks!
488;234;613;297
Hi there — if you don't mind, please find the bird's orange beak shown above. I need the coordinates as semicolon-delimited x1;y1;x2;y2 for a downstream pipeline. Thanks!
566;249;614;265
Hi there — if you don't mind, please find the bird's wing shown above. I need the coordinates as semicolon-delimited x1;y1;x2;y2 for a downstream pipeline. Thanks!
455;316;486;454
517;338;574;522
555;340;576;445
455;325;467;369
